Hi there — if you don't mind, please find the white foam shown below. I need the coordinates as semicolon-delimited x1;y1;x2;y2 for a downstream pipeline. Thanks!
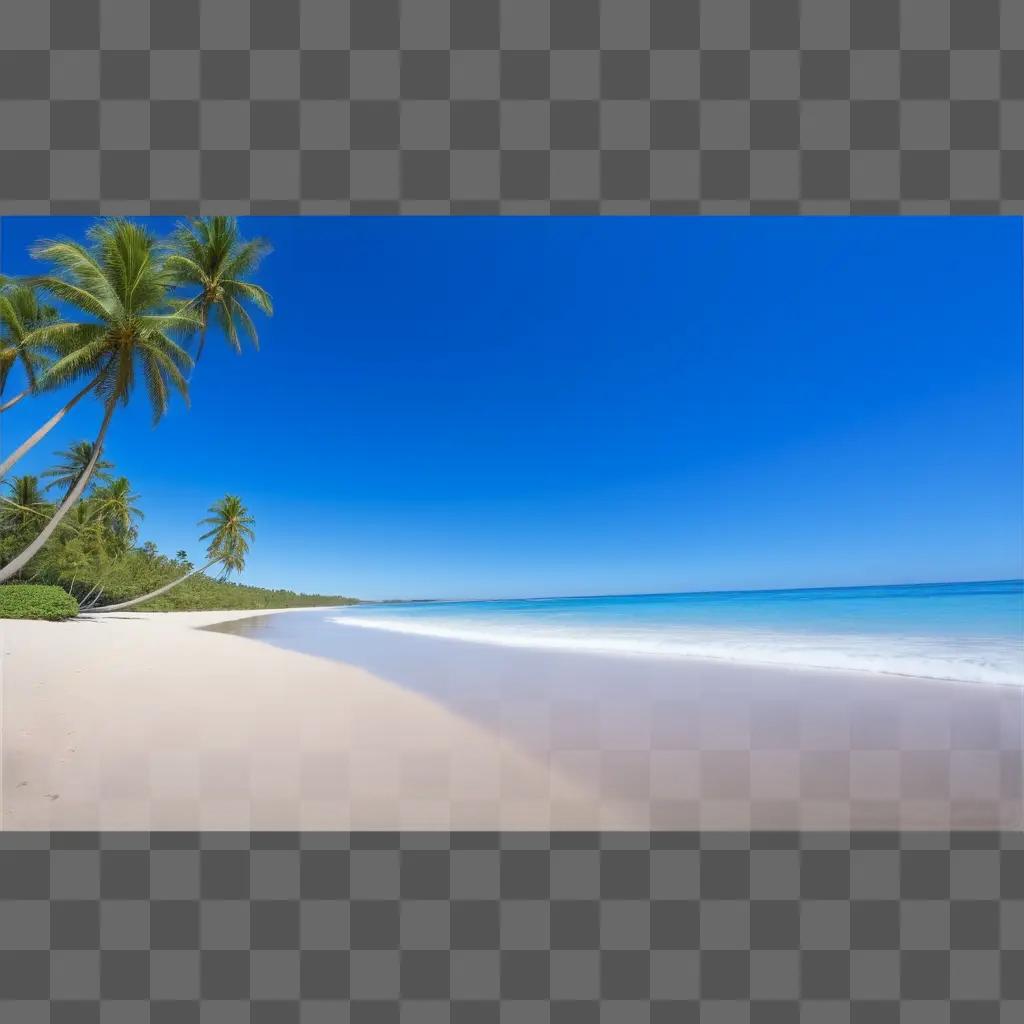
327;614;1024;687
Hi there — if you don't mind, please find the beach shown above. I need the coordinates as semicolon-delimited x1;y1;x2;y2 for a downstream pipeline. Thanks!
2;607;1021;830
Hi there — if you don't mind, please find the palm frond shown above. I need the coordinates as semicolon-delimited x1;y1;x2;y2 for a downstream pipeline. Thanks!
223;237;272;280
40;335;112;390
29;239;117;310
214;301;242;353
162;252;209;287
28;275;115;323
227;298;260;351
142;331;194;374
141;343;191;410
137;310;204;339
226;280;273;316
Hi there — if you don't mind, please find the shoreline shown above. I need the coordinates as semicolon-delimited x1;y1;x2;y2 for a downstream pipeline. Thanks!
1;607;1016;830
212;606;1024;691
323;579;1024;689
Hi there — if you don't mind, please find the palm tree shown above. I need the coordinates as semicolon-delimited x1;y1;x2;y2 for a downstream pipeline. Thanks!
198;495;255;574
42;441;115;499
89;476;143;550
0;280;57;411
165;216;273;367
0;219;197;584
1;475;49;532
90;495;255;612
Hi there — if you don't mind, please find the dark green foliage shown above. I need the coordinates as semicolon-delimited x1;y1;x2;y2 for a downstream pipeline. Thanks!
0;583;79;620
126;573;356;612
73;545;354;611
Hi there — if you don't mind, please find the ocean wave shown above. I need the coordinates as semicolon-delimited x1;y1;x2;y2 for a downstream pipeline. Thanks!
327;614;1024;686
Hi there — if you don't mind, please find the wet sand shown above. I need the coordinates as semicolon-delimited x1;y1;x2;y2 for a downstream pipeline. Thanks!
3;608;1021;829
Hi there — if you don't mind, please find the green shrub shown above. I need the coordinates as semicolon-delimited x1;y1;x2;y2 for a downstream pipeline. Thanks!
0;584;79;621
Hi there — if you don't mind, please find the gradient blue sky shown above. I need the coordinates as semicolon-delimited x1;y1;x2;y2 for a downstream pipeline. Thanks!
1;216;1021;600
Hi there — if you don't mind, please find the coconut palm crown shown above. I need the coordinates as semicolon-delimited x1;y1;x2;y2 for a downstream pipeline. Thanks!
166;216;273;364
31;218;198;423
198;494;255;577
42;441;114;498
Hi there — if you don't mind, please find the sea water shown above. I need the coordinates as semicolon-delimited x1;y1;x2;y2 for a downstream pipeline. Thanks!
330;580;1024;686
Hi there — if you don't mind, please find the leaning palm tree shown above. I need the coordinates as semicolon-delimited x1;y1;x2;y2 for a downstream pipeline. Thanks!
0;280;57;411
42;440;115;499
165;216;273;367
90;495;255;612
0;219;197;584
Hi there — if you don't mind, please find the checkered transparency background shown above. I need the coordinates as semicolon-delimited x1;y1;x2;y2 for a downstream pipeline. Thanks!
0;0;1020;212
2;0;1024;1016
0;831;1022;1020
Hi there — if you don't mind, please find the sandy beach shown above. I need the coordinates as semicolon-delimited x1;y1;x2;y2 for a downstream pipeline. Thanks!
1;608;598;830
2;608;1021;830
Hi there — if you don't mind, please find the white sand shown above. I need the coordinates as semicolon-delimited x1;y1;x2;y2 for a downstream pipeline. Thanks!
1;609;602;830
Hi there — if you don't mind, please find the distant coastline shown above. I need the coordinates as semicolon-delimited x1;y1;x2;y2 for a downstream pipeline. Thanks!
134;579;360;613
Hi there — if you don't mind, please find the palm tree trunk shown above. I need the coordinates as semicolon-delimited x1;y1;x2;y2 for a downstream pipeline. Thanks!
87;558;220;613
0;375;97;481
0;387;30;413
0;401;116;583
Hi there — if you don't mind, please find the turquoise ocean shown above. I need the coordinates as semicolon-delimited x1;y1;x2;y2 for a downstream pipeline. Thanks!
329;580;1024;686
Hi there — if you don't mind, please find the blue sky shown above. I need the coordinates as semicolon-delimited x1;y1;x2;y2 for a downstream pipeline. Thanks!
1;216;1021;600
